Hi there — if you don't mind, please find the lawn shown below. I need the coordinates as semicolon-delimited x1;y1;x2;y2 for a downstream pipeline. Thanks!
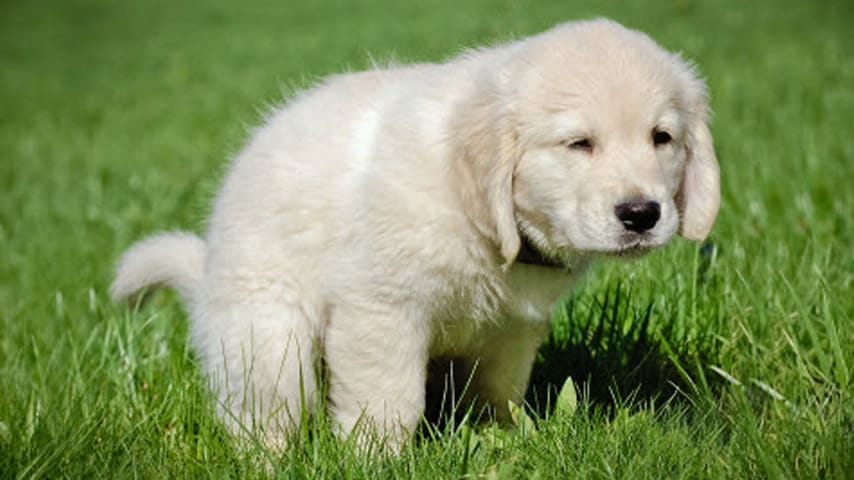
1;0;852;477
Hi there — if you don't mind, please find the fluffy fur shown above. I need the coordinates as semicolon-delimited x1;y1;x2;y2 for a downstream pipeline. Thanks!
112;19;719;449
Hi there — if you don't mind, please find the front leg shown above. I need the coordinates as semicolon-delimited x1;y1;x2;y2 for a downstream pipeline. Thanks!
467;322;550;422
324;302;428;450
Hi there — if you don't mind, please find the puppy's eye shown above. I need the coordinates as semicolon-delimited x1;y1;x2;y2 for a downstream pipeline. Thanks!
652;130;672;146
567;138;593;152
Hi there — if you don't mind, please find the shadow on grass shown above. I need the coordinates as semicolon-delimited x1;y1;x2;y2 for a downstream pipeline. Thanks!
526;283;720;417
424;283;721;429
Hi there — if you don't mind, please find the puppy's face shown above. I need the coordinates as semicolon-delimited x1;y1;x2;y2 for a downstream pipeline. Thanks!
513;79;686;256
509;22;719;260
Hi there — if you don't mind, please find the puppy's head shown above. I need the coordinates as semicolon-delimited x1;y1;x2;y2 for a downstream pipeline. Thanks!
454;19;719;265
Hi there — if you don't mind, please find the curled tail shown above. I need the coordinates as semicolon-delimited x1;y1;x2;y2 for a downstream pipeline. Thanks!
111;231;206;305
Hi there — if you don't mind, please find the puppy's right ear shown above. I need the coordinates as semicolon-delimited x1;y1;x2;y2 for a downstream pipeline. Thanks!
678;119;720;240
677;75;720;241
450;85;521;267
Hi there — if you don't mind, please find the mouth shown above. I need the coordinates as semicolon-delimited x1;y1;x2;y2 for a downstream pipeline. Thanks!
515;227;666;267
604;233;661;258
606;243;653;258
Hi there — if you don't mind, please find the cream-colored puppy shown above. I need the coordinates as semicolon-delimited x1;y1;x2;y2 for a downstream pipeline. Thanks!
112;19;719;448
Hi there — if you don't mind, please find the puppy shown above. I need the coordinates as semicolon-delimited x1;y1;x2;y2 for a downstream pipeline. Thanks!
112;18;719;449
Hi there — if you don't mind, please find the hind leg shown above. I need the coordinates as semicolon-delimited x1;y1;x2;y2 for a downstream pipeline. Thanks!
191;282;321;446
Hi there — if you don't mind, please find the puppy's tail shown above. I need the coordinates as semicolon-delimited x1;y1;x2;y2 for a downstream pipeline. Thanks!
110;231;206;306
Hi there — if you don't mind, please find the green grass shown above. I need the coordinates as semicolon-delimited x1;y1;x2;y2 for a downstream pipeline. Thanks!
1;0;852;477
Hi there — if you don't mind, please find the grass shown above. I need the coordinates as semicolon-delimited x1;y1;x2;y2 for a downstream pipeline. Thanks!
1;0;852;477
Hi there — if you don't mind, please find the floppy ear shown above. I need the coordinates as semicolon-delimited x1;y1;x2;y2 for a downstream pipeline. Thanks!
450;88;521;266
678;103;720;241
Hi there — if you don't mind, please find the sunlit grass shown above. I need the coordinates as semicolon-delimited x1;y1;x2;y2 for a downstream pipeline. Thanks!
1;0;851;477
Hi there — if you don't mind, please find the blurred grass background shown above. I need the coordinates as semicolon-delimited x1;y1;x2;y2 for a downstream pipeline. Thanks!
1;0;852;477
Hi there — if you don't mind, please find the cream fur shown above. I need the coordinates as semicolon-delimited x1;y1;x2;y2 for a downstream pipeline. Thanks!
112;19;719;449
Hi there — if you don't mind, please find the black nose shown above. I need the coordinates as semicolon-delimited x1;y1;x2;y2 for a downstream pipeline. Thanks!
615;200;660;233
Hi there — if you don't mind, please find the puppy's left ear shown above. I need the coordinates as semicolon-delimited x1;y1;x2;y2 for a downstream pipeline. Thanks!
678;83;720;241
450;87;521;266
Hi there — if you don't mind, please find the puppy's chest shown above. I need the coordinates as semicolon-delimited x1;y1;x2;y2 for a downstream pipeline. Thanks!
429;260;589;356
504;262;587;321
